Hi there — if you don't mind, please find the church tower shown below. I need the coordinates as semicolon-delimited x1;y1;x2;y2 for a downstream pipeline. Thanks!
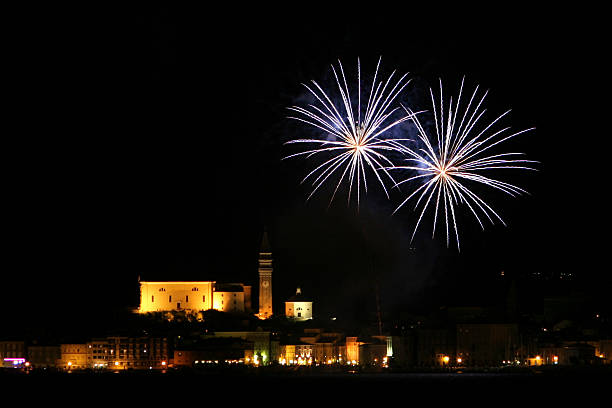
257;229;273;319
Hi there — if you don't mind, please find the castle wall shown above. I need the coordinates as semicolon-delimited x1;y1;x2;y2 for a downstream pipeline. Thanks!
139;281;214;313
213;291;245;313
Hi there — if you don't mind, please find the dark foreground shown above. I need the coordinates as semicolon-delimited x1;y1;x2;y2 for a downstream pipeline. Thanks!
2;366;611;403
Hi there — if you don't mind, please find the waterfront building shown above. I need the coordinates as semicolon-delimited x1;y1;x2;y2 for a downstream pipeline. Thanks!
345;337;362;365
1;341;26;368
27;345;61;369
87;338;111;369
278;340;314;365
209;331;278;366
0;341;25;361
456;323;519;367
358;337;390;367
59;344;88;370
103;336;169;370
174;337;252;366
299;329;344;364
415;328;456;367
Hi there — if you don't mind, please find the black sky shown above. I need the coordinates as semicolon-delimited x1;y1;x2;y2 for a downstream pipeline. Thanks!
4;6;610;330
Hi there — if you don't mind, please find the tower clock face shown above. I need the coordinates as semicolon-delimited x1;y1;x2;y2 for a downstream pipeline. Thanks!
262;281;269;288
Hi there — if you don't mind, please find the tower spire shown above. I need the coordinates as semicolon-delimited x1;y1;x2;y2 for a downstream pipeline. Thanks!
257;227;273;319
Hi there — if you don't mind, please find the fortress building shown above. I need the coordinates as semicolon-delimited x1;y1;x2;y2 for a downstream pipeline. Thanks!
139;281;215;313
138;230;272;319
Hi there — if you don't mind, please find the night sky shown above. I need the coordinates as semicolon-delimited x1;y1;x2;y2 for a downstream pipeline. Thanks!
4;7;610;331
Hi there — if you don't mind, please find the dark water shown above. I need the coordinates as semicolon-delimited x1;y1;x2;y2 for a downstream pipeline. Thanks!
2;368;610;403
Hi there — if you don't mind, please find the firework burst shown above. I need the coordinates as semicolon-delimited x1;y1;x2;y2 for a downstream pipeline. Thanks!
390;78;537;250
284;58;420;208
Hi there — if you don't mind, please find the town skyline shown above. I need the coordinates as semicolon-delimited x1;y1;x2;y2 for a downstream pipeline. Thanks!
3;7;609;341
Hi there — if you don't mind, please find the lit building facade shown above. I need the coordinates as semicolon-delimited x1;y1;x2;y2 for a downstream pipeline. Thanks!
0;341;25;361
258;230;273;319
1;341;26;368
285;287;312;321
278;342;314;365
210;331;278;366
213;283;252;313
139;281;215;313
102;337;169;370
59;344;88;370
138;231;265;316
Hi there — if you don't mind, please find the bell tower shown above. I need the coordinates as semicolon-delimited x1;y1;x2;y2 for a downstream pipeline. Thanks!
257;229;273;319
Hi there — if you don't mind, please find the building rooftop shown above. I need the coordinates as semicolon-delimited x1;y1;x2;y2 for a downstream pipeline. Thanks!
286;287;311;302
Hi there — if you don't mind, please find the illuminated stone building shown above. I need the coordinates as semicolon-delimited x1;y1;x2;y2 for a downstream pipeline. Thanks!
139;281;215;313
278;340;314;365
138;231;267;317
213;283;252;313
257;230;273;319
345;337;361;365
59;344;88;370
299;329;344;364
285;287;313;321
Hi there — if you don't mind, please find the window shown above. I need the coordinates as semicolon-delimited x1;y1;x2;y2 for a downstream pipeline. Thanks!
186;295;189;302
192;287;198;291
152;296;154;302
169;295;172;302
159;288;166;292
202;296;205;303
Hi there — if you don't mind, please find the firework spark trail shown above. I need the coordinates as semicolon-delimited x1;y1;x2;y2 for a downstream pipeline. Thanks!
390;78;537;250
284;57;422;208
